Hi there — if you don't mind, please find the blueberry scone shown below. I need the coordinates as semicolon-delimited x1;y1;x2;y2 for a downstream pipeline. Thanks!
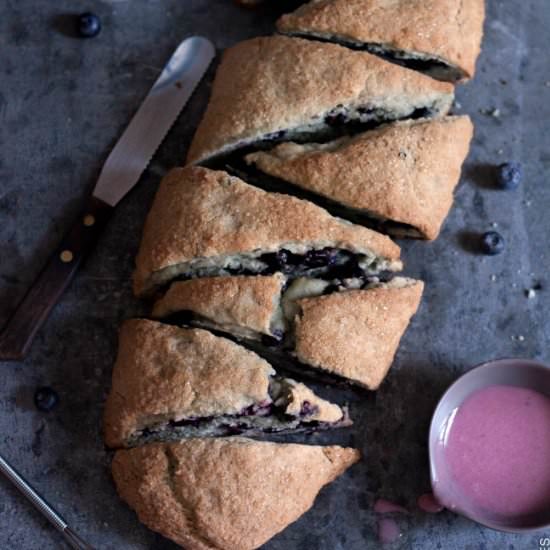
153;275;423;389
277;0;485;81
104;319;350;448
186;36;454;164
112;437;360;550
244;116;473;240
152;273;288;341
292;277;423;389
133;166;402;296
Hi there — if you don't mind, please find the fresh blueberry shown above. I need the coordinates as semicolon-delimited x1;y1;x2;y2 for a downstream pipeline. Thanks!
77;12;101;38
34;387;59;412
480;231;505;255
496;162;522;190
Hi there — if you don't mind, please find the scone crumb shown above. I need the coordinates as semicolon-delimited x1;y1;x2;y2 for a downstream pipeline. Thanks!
525;288;536;299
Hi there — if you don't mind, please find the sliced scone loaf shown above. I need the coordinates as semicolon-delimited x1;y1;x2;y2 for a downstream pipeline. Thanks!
153;275;423;389
104;319;349;448
292;277;424;389
112;437;360;550
133;166;402;296
277;0;485;81
186;35;454;164
245;116;474;240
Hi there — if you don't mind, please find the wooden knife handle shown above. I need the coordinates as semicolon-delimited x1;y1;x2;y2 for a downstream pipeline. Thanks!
0;196;113;361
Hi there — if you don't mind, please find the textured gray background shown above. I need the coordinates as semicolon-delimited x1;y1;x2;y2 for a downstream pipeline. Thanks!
1;0;549;548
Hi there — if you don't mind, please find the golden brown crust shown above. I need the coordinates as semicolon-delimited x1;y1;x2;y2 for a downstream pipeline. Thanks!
152;274;286;337
112;438;360;550
277;0;485;80
133;166;401;296
246;116;473;240
294;278;424;389
103;320;274;448
186;35;454;164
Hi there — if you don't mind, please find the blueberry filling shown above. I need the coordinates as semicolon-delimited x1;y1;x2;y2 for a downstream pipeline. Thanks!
325;112;347;126
168;402;273;429
138;407;346;443
300;400;319;417
240;401;273;416
132;382;349;445
216;247;377;281
255;247;340;276
264;130;288;141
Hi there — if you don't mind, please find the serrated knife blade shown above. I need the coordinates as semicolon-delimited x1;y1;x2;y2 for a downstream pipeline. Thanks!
0;36;215;361
94;36;215;206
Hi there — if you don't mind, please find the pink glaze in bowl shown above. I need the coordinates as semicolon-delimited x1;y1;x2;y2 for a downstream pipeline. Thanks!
429;358;550;532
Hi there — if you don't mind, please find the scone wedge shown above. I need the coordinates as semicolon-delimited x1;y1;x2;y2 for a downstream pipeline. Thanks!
245;116;473;240
277;0;485;81
293;278;424;389
104;319;350;448
186;35;454;164
133;166;402;296
152;273;288;341
153;275;423;389
112;437;360;550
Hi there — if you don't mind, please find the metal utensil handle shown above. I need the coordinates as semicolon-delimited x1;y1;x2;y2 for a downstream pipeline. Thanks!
0;454;94;549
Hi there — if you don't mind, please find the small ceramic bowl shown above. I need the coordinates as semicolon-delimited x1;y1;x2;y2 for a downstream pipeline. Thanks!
428;358;550;532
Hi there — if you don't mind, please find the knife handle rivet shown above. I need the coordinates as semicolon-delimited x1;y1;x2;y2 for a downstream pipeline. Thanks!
60;250;73;263
83;214;95;227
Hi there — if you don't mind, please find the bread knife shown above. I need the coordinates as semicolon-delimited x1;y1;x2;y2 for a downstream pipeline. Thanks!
0;36;215;361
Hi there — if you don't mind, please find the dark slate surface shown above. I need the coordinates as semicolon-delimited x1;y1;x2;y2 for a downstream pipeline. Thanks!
1;1;549;548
